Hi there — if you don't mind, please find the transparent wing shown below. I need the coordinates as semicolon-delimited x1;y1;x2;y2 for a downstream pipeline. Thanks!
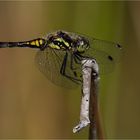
82;37;122;74
35;48;81;88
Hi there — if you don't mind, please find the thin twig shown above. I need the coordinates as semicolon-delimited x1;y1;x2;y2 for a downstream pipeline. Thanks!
89;62;104;139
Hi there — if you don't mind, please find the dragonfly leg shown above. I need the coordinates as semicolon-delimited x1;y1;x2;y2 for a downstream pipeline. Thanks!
74;53;84;64
70;53;78;70
70;53;82;70
70;53;83;78
60;52;82;84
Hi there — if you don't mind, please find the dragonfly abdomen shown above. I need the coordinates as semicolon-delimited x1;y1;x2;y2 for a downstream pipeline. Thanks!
0;38;46;49
0;42;18;48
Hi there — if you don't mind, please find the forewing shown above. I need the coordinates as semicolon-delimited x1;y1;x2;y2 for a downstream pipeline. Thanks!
35;48;80;88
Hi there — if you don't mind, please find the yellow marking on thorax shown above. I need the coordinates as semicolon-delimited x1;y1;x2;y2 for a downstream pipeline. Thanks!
55;38;70;47
64;41;69;47
55;38;61;41
50;43;60;49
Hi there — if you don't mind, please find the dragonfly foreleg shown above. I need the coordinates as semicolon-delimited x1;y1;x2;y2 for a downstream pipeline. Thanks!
70;53;82;71
60;52;82;84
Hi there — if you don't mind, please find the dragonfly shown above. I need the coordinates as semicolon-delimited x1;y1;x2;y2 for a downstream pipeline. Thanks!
0;30;122;88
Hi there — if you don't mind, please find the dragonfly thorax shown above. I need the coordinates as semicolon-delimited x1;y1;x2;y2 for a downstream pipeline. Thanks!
48;37;71;50
47;30;90;53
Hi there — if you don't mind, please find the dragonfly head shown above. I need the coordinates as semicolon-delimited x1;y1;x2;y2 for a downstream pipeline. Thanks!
76;37;89;53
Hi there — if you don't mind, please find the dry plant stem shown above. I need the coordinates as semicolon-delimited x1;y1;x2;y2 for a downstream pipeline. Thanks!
73;59;92;133
73;58;99;138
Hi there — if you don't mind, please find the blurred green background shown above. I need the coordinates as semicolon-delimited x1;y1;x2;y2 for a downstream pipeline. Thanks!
0;1;139;139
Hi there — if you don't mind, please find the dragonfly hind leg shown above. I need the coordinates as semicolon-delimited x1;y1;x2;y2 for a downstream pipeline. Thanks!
60;52;82;85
